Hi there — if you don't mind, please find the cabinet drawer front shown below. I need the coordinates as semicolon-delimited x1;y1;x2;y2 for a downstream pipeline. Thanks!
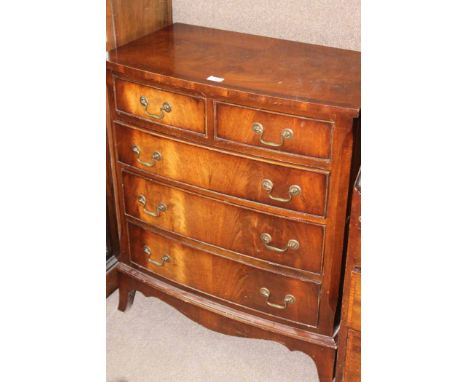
114;78;206;134
123;172;325;274
116;123;328;217
128;223;320;327
215;103;332;160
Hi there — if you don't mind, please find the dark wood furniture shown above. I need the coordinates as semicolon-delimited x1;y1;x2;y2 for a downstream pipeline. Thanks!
106;0;172;51
106;125;120;296
106;23;360;381
106;0;173;296
336;171;361;381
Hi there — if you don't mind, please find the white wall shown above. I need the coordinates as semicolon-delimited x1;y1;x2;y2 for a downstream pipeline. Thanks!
172;0;360;51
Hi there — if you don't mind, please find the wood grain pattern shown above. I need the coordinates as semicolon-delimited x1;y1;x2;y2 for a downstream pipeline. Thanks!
106;0;173;296
108;23;360;112
115;122;328;217
128;222;321;327
343;330;361;381
336;171;361;381
107;85;358;339
107;0;173;50
106;95;120;297
347;270;361;331
122;171;325;275
315;115;355;336
106;23;361;382
215;102;332;160
114;77;206;134
106;128;119;259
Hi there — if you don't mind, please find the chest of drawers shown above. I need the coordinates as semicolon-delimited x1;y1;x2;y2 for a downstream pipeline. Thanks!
107;23;360;381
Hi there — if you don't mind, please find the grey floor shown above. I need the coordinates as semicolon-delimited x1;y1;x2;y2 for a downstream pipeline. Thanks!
107;291;319;382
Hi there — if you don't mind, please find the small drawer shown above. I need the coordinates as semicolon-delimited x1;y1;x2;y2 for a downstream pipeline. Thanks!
114;77;206;134
115;123;328;217
128;223;320;327
215;102;332;160
122;172;325;275
346;269;361;331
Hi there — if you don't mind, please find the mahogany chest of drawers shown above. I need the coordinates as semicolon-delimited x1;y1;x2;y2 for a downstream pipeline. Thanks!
106;23;360;381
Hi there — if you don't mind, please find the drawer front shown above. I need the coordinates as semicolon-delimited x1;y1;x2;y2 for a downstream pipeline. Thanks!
128;223;320;327
215;103;332;159
123;172;325;274
116;123;328;217
114;78;206;134
346;269;361;331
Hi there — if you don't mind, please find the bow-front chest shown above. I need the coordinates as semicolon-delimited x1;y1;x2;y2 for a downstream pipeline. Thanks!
107;23;360;381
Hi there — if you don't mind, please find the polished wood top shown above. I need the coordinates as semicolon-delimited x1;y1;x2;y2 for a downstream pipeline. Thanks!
107;23;360;112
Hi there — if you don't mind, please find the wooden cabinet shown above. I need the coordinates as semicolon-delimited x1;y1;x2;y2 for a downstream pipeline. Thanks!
107;23;360;381
336;171;361;381
106;0;173;297
106;130;119;296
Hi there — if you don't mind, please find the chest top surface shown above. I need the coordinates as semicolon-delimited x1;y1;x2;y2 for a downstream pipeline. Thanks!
107;23;361;114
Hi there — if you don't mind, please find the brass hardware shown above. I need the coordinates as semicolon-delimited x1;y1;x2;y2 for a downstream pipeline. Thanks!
251;122;293;147
137;195;167;217
143;245;170;267
260;233;300;253
131;144;162;167
261;179;301;203
140;96;172;120
259;287;295;310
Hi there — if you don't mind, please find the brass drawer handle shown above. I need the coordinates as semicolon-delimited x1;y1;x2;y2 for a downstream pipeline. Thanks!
144;245;171;267
140;96;172;120
260;233;300;253
131;144;162;167
137;195;167;217
259;287;295;310
252;122;293;147
261;179;301;203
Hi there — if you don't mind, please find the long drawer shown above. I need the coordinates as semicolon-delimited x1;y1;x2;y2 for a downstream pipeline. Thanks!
115;122;329;217
128;222;320;327
122;171;325;275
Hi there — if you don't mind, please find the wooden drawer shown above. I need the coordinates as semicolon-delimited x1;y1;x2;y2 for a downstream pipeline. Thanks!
113;77;206;134
346;269;361;331
115;122;328;217
128;222;320;327
123;172;325;275
215;102;332;160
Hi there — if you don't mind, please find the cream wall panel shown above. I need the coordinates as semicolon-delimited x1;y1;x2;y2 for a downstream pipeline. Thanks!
172;0;360;51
